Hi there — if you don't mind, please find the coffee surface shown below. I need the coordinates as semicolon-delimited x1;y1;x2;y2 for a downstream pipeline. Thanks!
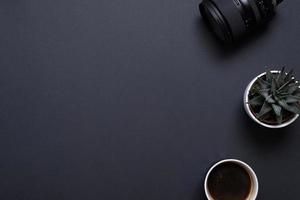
207;162;252;200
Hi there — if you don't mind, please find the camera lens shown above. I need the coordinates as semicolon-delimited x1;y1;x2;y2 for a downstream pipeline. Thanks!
199;0;284;43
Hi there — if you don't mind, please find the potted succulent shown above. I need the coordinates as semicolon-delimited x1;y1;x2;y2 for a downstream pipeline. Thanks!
244;68;300;128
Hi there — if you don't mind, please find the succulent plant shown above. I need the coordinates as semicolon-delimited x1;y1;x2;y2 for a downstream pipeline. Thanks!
248;68;300;124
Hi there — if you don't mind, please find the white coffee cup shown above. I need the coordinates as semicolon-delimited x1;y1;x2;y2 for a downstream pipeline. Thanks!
204;159;259;200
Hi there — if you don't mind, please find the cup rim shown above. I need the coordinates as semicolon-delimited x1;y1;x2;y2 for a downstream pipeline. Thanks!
204;159;259;200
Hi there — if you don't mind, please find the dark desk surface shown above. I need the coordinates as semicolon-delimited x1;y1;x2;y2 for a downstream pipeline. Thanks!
0;0;299;199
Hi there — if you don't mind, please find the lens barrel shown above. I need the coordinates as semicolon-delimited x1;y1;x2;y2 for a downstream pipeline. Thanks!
199;0;284;43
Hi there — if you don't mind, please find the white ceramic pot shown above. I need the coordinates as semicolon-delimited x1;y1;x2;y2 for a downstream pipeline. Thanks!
243;71;299;129
204;159;259;200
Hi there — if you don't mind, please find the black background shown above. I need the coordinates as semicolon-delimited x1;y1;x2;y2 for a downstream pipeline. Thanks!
0;0;299;199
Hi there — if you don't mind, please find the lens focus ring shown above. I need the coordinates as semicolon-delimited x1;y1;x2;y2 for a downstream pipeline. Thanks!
199;0;283;43
234;0;257;29
255;0;275;21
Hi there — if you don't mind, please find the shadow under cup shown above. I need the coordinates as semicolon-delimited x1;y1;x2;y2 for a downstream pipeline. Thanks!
204;159;258;200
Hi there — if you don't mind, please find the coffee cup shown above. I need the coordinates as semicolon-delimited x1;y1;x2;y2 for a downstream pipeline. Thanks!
204;159;258;200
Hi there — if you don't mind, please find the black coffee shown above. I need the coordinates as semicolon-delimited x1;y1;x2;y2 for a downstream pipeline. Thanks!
207;162;252;200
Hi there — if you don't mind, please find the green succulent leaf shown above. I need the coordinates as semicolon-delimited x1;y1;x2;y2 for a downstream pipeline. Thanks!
257;101;272;118
248;95;265;106
258;90;269;98
278;100;300;114
266;96;276;104
283;95;300;100
287;82;300;94
259;88;270;92
276;67;286;86
285;96;300;103
258;90;275;103
277;78;295;92
293;90;300;96
257;77;270;89
276;113;283;124
272;102;283;124
272;104;282;116
271;78;278;93
266;70;273;82
285;69;294;82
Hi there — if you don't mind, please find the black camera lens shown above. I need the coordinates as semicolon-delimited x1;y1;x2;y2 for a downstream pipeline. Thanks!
199;0;284;43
